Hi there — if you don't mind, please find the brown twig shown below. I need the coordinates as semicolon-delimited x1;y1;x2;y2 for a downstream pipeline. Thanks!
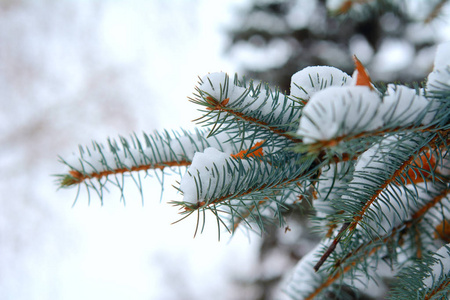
63;160;191;186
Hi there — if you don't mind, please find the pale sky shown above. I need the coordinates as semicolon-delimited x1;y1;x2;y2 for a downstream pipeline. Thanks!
1;1;260;299
56;1;259;299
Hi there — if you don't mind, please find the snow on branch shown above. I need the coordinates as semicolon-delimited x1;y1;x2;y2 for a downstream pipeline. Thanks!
422;243;450;295
57;40;450;299
427;42;450;93
191;72;302;143
289;66;351;102
283;184;450;300
313;132;449;271
296;69;439;147
390;243;450;299
176;146;319;220
57;128;252;201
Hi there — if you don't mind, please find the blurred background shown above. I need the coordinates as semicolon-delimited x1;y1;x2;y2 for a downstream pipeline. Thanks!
1;0;449;299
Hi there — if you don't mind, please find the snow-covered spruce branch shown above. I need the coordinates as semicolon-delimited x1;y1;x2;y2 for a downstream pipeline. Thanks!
192;72;302;134
286;185;450;300
170;147;324;236
389;243;450;299
58;42;450;298
57;128;252;202
189;72;303;155
313;132;449;268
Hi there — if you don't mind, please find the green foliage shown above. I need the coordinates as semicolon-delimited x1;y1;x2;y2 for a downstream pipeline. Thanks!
389;244;450;299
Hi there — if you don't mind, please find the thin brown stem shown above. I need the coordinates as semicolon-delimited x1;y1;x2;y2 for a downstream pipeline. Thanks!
63;160;191;186
424;278;450;300
205;97;302;143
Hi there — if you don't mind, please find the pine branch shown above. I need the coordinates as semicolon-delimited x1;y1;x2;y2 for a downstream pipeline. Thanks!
57;128;251;201
314;131;448;271
172;149;321;234
56;38;450;299
191;72;302;145
299;185;449;299
389;244;450;299
200;97;300;142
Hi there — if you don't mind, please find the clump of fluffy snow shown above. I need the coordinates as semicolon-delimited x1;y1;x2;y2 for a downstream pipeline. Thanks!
199;72;248;104
168;130;242;161
168;135;204;161
426;42;450;92
350;135;420;187
359;186;414;235
379;84;433;125
290;66;351;101
433;42;450;68
315;162;354;215
179;147;231;204
428;68;450;91
297;86;382;143
179;140;274;205
179;146;270;205
242;87;293;124
200;72;297;125
422;244;450;288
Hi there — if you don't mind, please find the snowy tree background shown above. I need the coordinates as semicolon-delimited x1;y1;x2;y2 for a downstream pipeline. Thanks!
226;0;450;91
1;0;450;299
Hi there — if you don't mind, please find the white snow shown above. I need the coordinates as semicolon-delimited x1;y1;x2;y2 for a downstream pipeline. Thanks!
297;86;382;143
359;185;414;235
432;41;450;68
205;131;250;154
436;156;450;177
65;140;162;176
379;84;432;126
179;144;270;205
315;162;354;215
168;130;239;160
280;242;326;299
423;243;450;288
351;135;402;184
427;67;450;91
295;41;450;144
199;72;247;104
427;42;450;92
419;184;450;231
290;66;351;101
64;129;248;179
179;147;232;204
200;72;297;125
349;136;447;236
